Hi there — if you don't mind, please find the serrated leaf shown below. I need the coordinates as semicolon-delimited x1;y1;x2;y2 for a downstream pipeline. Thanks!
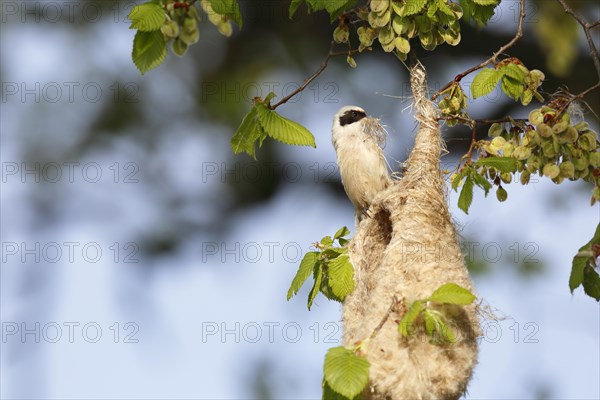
322;379;350;400
209;0;242;27
475;156;518;173
322;248;344;258
501;75;524;101
399;300;424;336
451;168;470;191
472;172;492;196
287;251;319;300
323;347;370;399
321;236;333;247
423;309;456;343
429;282;476;305
472;0;499;5
306;0;326;12
128;2;166;31
230;107;266;159
499;63;527;81
255;104;316;147
436;0;455;16
458;175;474;214
402;0;427;16
460;0;498;26
570;222;600;296
325;0;357;21
423;308;436;336
289;0;304;18
471;68;501;98
327;254;355;300
308;262;323;310
569;256;586;293
263;91;277;104
132;30;167;75
334;226;350;240
582;266;600;301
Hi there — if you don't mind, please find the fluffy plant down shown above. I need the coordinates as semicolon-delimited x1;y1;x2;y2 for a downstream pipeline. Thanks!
342;61;481;400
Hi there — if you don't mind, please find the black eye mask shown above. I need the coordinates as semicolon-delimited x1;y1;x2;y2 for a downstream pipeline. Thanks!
339;109;367;126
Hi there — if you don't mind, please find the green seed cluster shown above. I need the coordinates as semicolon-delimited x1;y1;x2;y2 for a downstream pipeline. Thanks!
160;0;232;57
487;107;600;204
200;0;233;37
498;61;545;106
160;2;200;57
347;0;463;60
438;83;467;126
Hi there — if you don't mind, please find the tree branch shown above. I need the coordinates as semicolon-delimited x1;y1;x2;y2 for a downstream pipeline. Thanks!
431;0;526;100
270;42;361;109
556;0;600;90
554;0;600;115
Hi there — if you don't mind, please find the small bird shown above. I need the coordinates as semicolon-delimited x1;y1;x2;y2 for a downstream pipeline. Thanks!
332;105;391;224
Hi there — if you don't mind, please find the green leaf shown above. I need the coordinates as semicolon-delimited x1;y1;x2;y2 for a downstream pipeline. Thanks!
308;262;323;310
287;252;319;300
570;222;600;295
582;266;600;301
321;236;334;247
325;0;357;21
209;0;242;27
338;238;349;246
472;172;492;196
128;2;166;31
327;254;355;300
132;30;167;75
471;68;501;98
334;226;350;240
422;309;456;343
255;104;316;147
475;156;518;173
399;300;424;337
460;0;498;27
322;379;350;400
323;347;370;399
569;256;586;293
451;168;470;192
429;282;476;305
289;0;304;18
402;0;427;16
501;76;524;101
423;308;436;336
458;175;474;214
263;91;277;104
473;0;499;5
499;63;527;81
322;248;344;258
230;107;267;159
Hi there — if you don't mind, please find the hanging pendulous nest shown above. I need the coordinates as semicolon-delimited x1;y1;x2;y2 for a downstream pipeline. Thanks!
342;62;481;399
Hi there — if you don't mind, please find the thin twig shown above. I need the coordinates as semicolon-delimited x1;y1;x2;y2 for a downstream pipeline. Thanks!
556;0;600;78
270;42;360;109
437;115;524;126
555;0;600;111
431;0;526;100
368;296;401;342
438;115;528;171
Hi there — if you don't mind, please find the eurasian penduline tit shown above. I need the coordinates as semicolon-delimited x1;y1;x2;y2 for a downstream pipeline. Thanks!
331;105;391;224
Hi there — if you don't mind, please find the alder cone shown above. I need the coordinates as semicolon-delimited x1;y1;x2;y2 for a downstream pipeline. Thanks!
342;63;480;400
